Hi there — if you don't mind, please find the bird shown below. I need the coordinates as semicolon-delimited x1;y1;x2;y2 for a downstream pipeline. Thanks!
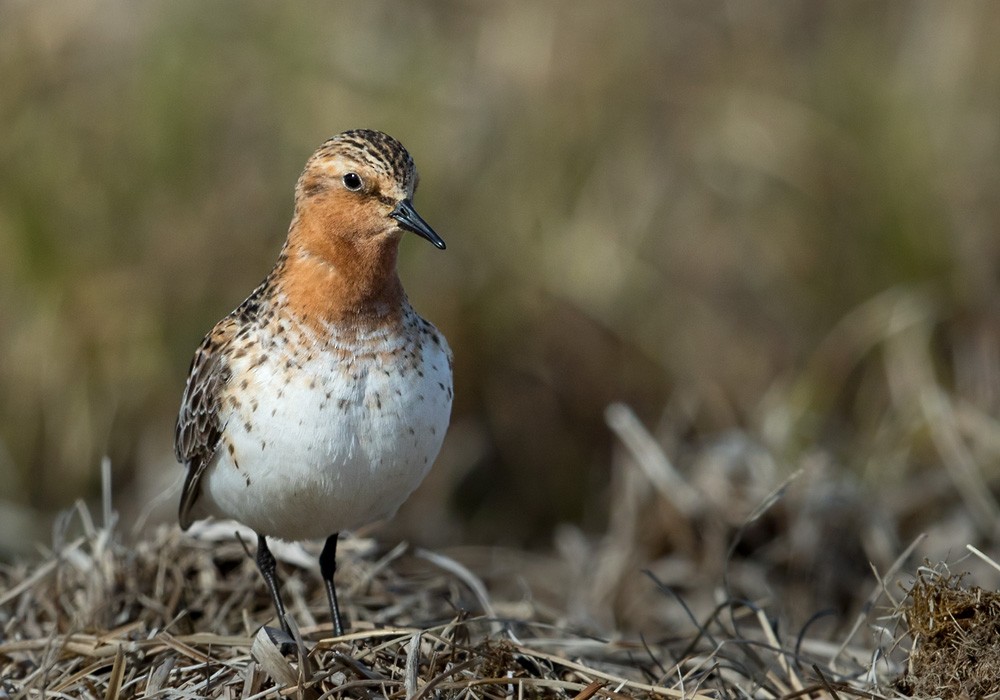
174;129;453;640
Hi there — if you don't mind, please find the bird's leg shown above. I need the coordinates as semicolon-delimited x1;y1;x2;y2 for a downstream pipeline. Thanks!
319;532;346;636
255;534;292;637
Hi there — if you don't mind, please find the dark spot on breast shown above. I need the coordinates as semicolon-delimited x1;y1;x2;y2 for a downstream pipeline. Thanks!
227;443;236;455
261;441;267;451
430;427;436;435
244;422;253;433
417;371;424;378
374;393;381;409
407;427;415;435
437;382;445;390
338;399;348;410
240;378;249;390
250;399;259;412
309;378;316;389
244;474;252;487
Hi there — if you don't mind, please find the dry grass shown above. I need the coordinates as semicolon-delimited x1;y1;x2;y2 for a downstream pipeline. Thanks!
5;289;1000;696
3;380;1000;696
0;505;889;699
894;562;1000;697
0;436;939;700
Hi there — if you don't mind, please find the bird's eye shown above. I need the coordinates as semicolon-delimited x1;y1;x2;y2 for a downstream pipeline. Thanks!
342;172;363;191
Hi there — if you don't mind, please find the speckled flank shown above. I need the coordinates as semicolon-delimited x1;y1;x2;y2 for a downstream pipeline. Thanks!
174;129;452;540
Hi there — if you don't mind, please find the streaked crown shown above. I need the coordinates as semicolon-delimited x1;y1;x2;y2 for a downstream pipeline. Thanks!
296;129;418;201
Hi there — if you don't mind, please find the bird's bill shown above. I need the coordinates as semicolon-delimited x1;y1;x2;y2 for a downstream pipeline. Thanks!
390;199;446;250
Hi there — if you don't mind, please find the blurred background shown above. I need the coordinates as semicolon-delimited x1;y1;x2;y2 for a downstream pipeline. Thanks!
4;0;1000;628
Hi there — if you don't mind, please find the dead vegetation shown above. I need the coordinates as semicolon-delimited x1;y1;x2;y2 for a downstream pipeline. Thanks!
0;504;885;699
5;295;1000;697
0;435;974;700
895;564;1000;698
0;471;999;698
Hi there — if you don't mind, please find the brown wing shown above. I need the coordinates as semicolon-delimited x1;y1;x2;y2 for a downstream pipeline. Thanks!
175;318;237;530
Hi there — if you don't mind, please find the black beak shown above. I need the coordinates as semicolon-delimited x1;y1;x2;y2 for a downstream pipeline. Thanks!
390;199;446;250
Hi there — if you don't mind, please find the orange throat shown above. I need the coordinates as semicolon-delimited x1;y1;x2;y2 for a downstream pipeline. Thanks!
276;207;406;332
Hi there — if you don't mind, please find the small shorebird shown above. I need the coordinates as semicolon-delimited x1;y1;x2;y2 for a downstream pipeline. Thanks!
174;129;453;638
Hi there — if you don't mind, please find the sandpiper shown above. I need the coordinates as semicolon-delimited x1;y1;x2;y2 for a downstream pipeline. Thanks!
174;129;453;638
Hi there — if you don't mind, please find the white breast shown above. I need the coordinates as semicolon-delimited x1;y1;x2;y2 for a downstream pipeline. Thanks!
195;317;452;541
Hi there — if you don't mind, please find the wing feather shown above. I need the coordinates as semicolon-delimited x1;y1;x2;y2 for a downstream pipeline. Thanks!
175;280;273;529
175;318;237;529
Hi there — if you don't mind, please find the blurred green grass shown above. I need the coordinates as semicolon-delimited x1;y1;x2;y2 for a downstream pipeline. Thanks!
2;1;1000;555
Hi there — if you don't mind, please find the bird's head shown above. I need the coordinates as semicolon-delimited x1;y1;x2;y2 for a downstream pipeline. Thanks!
293;129;445;253
281;130;444;322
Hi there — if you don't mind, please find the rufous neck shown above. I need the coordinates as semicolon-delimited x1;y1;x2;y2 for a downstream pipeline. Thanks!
275;211;406;329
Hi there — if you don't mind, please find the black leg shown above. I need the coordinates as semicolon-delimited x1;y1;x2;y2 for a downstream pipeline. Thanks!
255;534;291;636
319;532;345;636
